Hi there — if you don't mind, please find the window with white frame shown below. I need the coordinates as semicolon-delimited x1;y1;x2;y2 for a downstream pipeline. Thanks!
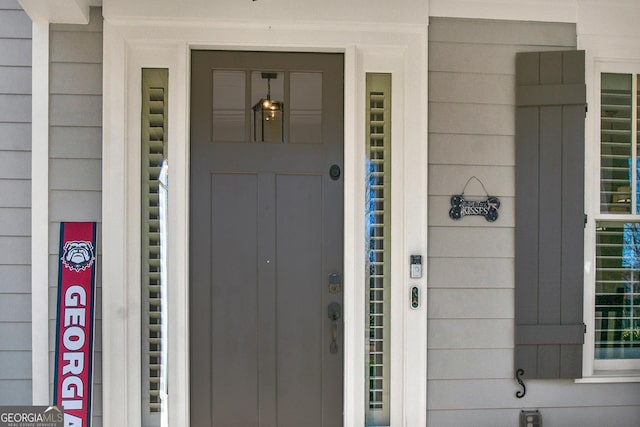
595;71;640;365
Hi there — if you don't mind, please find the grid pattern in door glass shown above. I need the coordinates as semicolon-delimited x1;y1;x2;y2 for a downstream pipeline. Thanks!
365;73;391;425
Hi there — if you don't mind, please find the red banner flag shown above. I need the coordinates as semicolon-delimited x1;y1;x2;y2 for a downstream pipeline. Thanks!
54;222;97;427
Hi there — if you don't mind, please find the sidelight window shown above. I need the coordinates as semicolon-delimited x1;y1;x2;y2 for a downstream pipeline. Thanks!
365;73;391;426
141;68;169;427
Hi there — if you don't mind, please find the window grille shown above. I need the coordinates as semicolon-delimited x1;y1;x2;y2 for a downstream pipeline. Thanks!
365;73;391;426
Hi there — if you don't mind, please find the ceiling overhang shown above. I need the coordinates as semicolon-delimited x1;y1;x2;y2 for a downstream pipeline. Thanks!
18;0;101;24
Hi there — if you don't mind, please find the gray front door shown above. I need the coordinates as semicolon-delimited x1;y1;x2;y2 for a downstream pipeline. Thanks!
189;51;344;427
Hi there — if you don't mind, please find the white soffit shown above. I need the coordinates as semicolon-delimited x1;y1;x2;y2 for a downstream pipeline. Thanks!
102;0;429;27
578;0;640;38
18;0;101;24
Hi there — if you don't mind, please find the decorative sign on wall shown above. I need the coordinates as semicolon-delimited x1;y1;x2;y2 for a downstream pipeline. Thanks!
449;176;501;222
54;222;97;427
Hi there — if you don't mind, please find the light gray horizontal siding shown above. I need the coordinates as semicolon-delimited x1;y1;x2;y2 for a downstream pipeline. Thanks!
0;122;30;151
428;406;640;427
0;380;31;404
429;102;515;135
428;349;513;380
0;323;30;350
426;17;639;426
0;265;30;293
531;406;640;427
429;379;640;410
0;39;31;66
0;179;30;207
428;319;514;350
0;236;30;264
428;17;576;46
50;159;102;191
0;2;31;404
0;351;31;379
49;190;102;220
428;409;523;427
429;134;514;166
0;294;31;321
50;127;101;159
0;9;31;38
50;31;103;64
0;93;30;122
429;42;563;75
0;66;31;94
0;208;30;235
428;227;514;258
428;257;514;288
429;72;514;105
51;62;102;95
50;94;102;127
0;151;30;178
429;164;514;196
49;8;103;424
428;289;513;319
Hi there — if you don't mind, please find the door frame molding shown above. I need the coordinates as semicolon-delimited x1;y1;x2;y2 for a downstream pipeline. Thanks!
102;19;428;426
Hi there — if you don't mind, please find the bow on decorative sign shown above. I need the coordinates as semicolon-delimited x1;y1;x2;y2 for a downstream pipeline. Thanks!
448;176;501;222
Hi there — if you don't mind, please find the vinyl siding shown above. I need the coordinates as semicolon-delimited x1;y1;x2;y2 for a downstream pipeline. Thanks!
427;17;640;426
49;7;102;425
0;0;31;404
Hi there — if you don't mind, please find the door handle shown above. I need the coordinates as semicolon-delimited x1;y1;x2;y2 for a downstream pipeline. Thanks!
328;302;341;354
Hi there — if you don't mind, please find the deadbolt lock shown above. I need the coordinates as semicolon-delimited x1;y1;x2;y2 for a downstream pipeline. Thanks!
328;273;342;294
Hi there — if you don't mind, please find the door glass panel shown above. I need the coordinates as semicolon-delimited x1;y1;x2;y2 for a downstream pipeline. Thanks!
290;72;322;144
251;71;284;143
212;70;246;143
365;73;391;426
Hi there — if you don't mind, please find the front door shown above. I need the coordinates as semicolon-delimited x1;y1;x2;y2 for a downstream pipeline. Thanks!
189;51;344;427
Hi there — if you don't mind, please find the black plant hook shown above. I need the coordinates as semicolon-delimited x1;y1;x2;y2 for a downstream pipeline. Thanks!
515;368;526;398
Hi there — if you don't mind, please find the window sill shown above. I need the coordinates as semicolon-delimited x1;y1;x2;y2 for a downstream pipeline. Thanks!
577;370;640;383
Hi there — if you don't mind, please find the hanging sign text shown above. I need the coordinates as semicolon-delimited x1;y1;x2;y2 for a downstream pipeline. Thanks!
449;194;500;222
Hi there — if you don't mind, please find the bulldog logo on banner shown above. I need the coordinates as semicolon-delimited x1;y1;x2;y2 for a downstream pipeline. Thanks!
54;222;97;427
61;241;96;272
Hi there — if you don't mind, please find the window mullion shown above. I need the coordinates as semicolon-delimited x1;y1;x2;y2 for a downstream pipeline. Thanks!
633;74;638;214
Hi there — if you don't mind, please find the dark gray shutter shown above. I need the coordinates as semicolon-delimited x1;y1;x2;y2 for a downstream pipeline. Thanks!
515;50;586;379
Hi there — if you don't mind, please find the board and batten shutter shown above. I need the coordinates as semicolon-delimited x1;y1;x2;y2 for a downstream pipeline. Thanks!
515;50;586;379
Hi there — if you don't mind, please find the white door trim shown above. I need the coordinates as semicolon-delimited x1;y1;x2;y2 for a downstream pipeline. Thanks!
102;19;427;427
